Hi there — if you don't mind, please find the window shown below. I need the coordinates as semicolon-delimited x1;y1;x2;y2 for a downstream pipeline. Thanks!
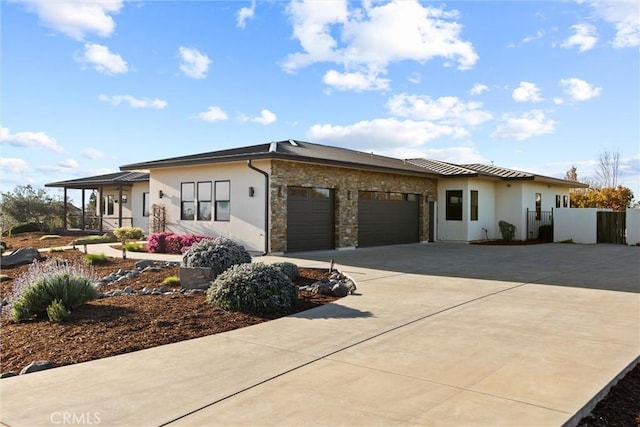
563;195;569;208
121;194;128;204
446;190;463;221
535;193;542;220
470;190;478;221
215;180;230;221
105;195;114;216
181;182;195;220
555;195;561;208
143;192;150;217
197;181;212;221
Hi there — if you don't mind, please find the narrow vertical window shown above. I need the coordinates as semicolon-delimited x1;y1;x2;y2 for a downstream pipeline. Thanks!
563;195;569;208
215;180;230;221
143;192;150;217
555;195;561;208
181;182;195;220
106;195;115;215
535;193;542;220
470;190;478;221
446;190;463;221
197;181;212;221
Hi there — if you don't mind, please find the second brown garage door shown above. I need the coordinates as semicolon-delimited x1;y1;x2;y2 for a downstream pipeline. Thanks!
358;191;419;247
286;186;335;252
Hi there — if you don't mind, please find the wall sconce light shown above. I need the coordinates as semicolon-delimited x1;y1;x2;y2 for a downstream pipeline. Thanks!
249;187;255;197
159;190;164;199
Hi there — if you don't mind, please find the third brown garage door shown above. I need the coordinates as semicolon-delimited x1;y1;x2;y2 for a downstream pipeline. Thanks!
358;191;419;247
286;186;335;252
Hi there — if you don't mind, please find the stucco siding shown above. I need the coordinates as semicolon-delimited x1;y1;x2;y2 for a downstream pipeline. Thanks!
149;162;269;252
495;181;525;240
468;179;496;241
437;179;470;241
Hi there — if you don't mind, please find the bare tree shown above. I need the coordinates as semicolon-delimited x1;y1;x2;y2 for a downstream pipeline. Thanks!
564;165;578;182
594;148;620;188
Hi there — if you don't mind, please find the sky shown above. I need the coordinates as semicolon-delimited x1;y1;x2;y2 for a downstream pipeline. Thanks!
1;0;639;204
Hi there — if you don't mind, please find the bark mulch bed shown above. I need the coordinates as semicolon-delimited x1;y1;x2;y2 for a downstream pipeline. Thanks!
1;233;638;426
1;233;339;375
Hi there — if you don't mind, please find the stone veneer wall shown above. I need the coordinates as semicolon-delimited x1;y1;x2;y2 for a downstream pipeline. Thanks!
269;160;438;253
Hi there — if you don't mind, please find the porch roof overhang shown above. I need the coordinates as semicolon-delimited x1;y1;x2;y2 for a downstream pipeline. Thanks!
45;172;149;189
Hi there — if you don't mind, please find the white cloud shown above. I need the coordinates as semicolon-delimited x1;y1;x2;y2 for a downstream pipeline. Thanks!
408;72;422;84
98;94;167;109
470;83;488;96
559;77;602;101
0;157;29;174
250;109;277;125
81;148;109;159
59;158;79;169
322;69;390;91
0;127;64;152
491;110;556;141
308;118;464;153
76;43;128;74
198;106;228;122
387;93;492;126
12;0;123;40
561;23;598;52
512;81;543;102
237;0;256;28
507;29;545;48
589;0;639;48
283;0;477;91
178;47;211;79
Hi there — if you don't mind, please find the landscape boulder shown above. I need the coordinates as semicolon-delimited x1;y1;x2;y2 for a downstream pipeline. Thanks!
0;247;42;267
20;360;56;375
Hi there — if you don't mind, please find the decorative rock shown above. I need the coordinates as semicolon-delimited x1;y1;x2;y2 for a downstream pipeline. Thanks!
135;259;155;269
0;247;42;267
0;372;18;378
123;286;134;294
0;274;12;282
158;286;169;293
331;283;350;297
179;266;215;290
20;360;56;375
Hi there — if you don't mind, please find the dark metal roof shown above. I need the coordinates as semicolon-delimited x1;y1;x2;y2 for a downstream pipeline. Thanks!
461;164;534;179
407;159;477;176
120;139;443;178
46;172;149;189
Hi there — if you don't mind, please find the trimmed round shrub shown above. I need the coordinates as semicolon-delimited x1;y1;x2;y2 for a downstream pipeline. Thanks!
182;237;251;276
272;262;300;280
113;226;144;242
207;263;298;314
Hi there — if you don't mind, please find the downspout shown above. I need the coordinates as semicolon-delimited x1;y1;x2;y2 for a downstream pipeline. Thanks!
247;160;269;255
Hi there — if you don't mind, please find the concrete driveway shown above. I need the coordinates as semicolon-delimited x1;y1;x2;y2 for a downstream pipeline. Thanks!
0;242;638;426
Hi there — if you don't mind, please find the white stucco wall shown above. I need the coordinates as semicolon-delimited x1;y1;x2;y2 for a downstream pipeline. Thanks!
149;160;269;252
468;179;496;241
626;208;640;246
130;182;149;234
437;179;470;241
495;181;524;240
554;208;610;244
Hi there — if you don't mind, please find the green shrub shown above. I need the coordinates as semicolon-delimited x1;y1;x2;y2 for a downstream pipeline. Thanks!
10;264;97;322
162;276;181;286
207;263;298;314
8;222;41;236
71;234;116;246
271;262;300;280
123;242;146;252
48;247;64;253
498;220;516;241
182;237;251;276
84;253;108;265
113;226;144;242
46;299;71;323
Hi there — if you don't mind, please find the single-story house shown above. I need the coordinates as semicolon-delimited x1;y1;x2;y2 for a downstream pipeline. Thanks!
47;140;586;253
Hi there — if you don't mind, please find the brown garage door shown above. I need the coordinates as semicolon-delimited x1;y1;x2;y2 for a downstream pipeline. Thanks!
287;187;335;252
358;191;419;247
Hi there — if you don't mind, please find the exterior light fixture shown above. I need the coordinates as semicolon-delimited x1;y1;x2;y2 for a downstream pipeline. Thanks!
159;190;164;199
249;187;255;197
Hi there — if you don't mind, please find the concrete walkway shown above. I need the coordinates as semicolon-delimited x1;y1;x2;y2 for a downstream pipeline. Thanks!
1;243;638;426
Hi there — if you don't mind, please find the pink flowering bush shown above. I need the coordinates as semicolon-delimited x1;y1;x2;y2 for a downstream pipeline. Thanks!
147;232;216;254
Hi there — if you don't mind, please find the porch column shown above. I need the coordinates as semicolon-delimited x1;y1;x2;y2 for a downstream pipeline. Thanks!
99;187;104;233
118;185;123;227
63;188;68;230
81;189;86;230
